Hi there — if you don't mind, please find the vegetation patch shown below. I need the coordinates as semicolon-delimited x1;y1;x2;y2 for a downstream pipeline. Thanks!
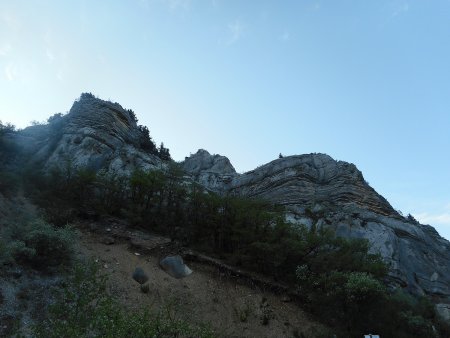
33;261;215;338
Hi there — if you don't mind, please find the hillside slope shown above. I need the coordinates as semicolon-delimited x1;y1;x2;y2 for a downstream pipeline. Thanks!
12;94;450;319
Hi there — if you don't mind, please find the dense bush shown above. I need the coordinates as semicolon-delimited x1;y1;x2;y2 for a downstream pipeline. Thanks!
0;121;21;194
0;239;11;266
0;170;20;196
296;260;446;337
1;219;75;270
0;120;16;154
34;261;215;338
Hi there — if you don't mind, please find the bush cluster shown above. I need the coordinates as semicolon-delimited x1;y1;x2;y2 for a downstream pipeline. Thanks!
0;219;75;270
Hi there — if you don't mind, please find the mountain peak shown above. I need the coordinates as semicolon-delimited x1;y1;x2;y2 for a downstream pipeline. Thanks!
183;149;236;176
20;93;164;174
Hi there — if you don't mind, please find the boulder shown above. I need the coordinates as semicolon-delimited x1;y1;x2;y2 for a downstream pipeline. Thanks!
159;255;192;279
132;267;149;285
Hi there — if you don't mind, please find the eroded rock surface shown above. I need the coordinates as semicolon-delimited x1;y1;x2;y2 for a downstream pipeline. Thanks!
17;95;164;175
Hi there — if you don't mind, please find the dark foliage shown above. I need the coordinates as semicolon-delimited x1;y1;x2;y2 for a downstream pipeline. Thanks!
158;142;171;161
0;121;18;163
127;109;137;123
137;125;157;154
0;121;21;195
79;92;96;100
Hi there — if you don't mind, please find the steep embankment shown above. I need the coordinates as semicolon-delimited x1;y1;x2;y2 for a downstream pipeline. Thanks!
183;150;450;318
76;220;326;338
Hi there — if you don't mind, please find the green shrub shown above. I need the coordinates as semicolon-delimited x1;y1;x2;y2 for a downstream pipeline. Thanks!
9;240;37;262
5;220;75;270
0;238;13;265
399;311;435;337
0;171;20;195
295;266;446;337
344;272;386;304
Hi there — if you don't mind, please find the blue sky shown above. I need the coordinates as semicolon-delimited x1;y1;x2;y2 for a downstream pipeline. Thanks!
1;0;450;239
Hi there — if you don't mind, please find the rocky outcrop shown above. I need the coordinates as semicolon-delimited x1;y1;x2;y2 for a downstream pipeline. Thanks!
17;94;164;175
228;154;397;217
182;149;238;190
183;150;450;305
183;152;396;216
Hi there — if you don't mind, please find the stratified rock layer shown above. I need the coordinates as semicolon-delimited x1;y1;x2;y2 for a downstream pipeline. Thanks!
19;95;163;175
182;150;450;308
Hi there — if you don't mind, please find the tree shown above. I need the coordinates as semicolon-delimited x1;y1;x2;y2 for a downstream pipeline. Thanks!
127;109;137;123
79;92;96;100
0;121;18;166
137;125;157;154
158;142;171;161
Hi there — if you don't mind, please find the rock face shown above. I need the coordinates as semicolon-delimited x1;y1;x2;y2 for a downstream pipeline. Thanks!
183;151;450;305
17;94;163;175
12;94;450;310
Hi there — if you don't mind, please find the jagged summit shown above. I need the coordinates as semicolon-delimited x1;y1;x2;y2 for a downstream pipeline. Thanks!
183;149;236;175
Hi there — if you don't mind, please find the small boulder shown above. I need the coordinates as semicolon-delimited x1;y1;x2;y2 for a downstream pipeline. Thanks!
132;267;149;285
159;255;192;279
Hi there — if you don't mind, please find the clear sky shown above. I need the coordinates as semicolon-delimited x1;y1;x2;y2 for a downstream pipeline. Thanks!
1;0;450;239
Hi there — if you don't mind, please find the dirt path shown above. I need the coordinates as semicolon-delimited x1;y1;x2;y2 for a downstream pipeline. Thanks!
77;226;325;338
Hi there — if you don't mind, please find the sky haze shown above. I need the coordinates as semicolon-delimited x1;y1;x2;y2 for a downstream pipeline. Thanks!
1;0;450;238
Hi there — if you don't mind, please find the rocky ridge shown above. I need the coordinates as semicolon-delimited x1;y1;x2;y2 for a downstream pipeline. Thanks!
182;150;450;316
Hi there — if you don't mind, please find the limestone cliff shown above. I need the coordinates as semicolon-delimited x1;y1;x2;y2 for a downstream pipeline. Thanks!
182;150;450;314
